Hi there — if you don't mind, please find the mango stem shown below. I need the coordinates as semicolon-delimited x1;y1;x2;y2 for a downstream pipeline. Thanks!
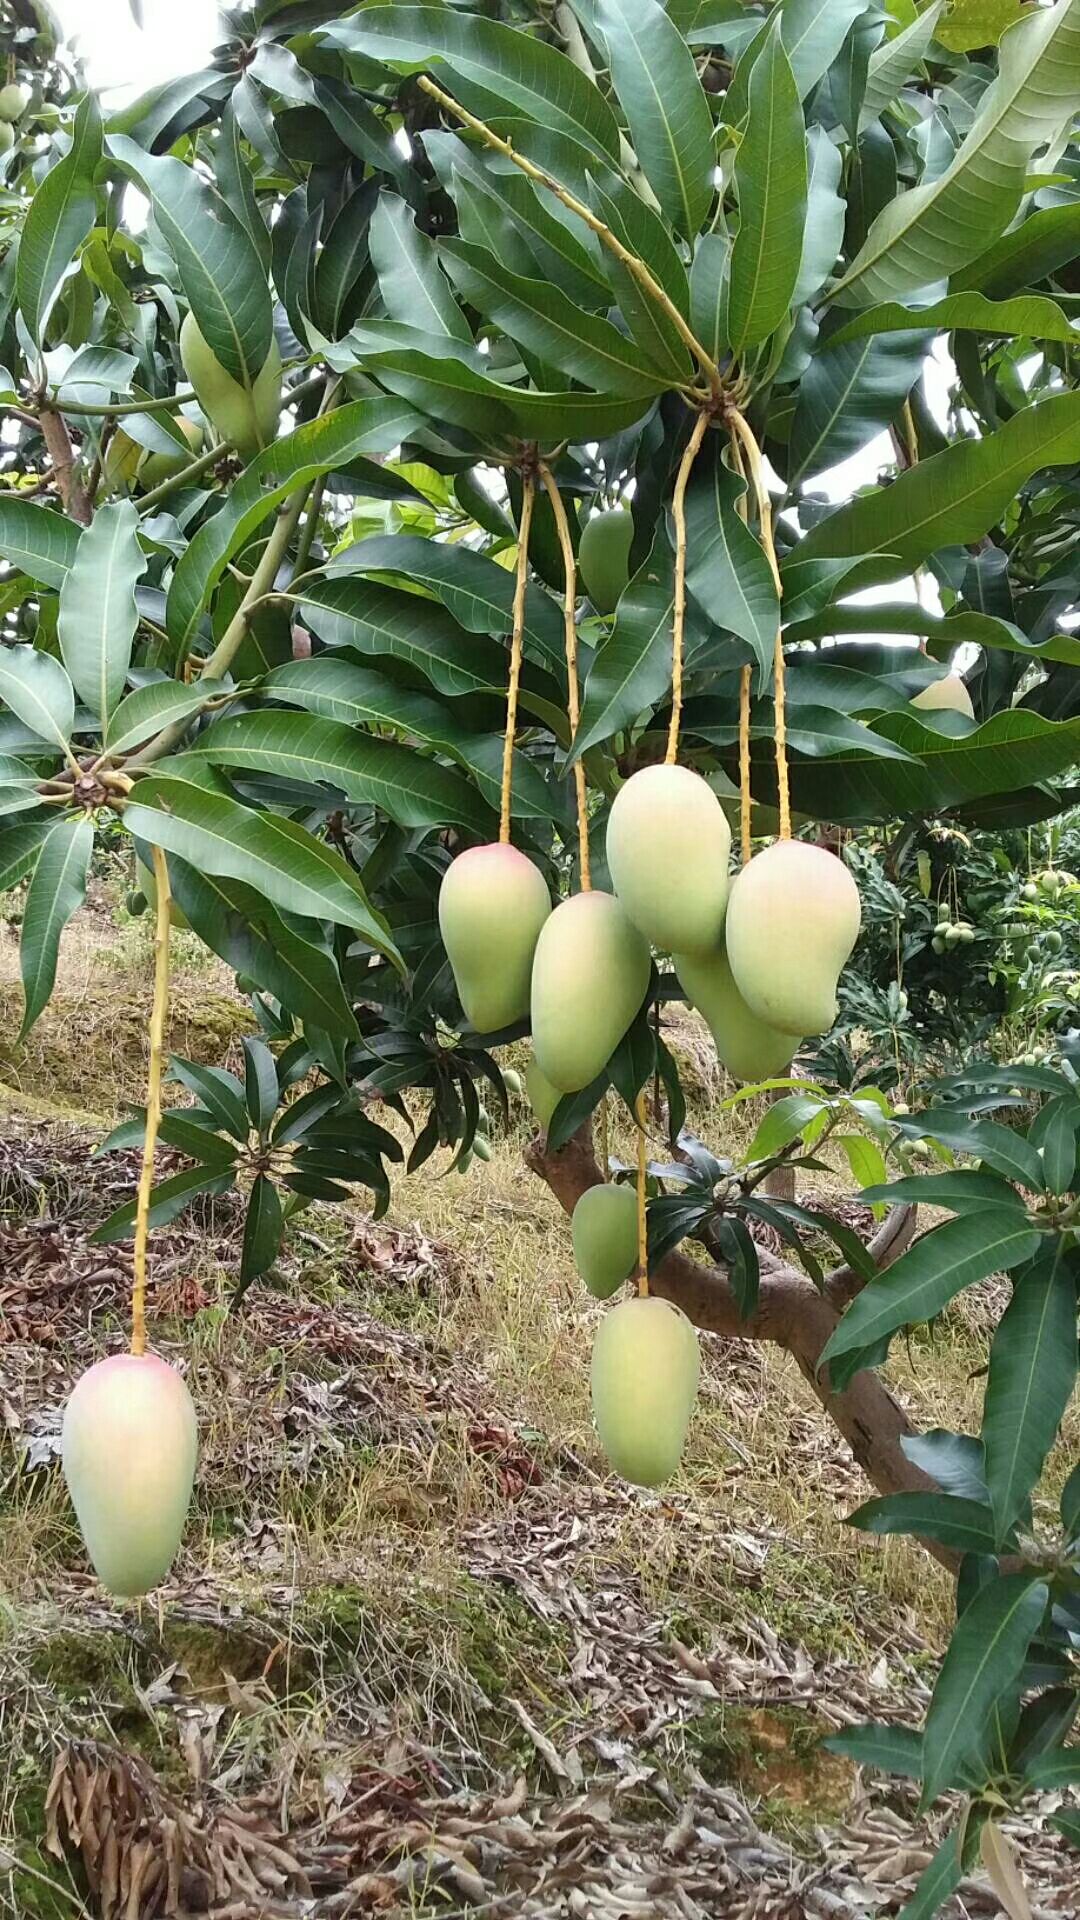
539;460;590;889
500;473;535;844
727;410;790;841
635;1088;649;1297
132;844;172;1358
666;409;711;768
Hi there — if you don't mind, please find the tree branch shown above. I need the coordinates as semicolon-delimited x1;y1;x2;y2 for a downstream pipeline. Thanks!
38;407;91;525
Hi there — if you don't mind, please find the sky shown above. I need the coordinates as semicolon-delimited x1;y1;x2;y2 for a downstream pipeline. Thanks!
51;0;218;99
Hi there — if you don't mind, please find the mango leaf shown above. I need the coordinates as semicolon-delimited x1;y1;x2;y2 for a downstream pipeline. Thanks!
955;200;1080;298
238;1175;284;1295
573;576;678;759
860;1170;1026;1213
595;0;714;236
789;328;927;485
848;1492;1000;1554
920;1574;1048;1806
18;92;102;349
319;7;622;163
829;291;1080;348
0;819;56;894
936;0;1029;54
189;710;495;835
370;192;471;342
781;0;870;98
834;0;1080;304
586;171;694;380
0;499;81;593
859;0;946;125
166;397;415;653
1025;1748;1080;1791
91;1164;236;1243
684;443;777;688
441;239;667;397
0;646;75;752
18;815;94;1040
714;1216;760;1320
820;1211;1043;1389
109;136;273;386
793;125;845;306
298;577;517;702
893;1833;963;1920
325;531;565;678
1062;1459;1080;1541
798;391;1080;569
728;21;807;354
901;1429;990;1502
689;231;730;363
123;774;402;963
106;679;227;755
57;500;144;723
893;1109;1044;1188
360;339;652;443
982;1249;1077;1545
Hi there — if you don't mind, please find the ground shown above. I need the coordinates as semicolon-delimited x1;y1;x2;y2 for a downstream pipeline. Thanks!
0;891;1076;1918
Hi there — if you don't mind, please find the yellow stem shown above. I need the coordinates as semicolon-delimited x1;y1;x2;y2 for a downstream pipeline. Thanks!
666;409;711;767
417;74;721;399
727;410;790;840
738;664;753;866
131;844;172;1358
500;474;536;844
635;1088;649;1297
539;460;591;889
599;1093;610;1183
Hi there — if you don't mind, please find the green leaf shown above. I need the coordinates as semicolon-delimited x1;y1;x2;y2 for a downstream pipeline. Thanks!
123;774;402;963
109;135;273;386
859;0;946;125
586;171;693;380
920;1573;1048;1806
1025;1748;1080;1791
746;1093;826;1160
314;77;417;200
728;21;807;354
834;0;1080;304
937;0;1031;54
106;679;227;755
0;499;81;591
848;1492;1000;1553
237;1174;284;1297
836;1133;888;1195
825;1724;923;1779
320;8;623;163
893;1832;962;1920
982;1250;1077;1545
361;338;653;443
830;291;1080;349
955;201;1080;298
18;816;93;1040
166;397;414;654
297;577;519;704
325;531;565;678
370;192;472;342
789;329;927;485
595;0;714;237
684;442;778;688
896;1110;1044;1189
1062;1459;1080;1541
714;1214;760;1320
91;1164;236;1244
168;1056;249;1140
793;125;844;306
315;182;376;341
689;231;729;363
0;646;75;752
441;239;667;397
820;1211;1043;1387
1051;1811;1080;1851
57;500;144;723
573;576;678;759
780;0;870;98
902;1429;989;1502
18;92;102;349
166;860;359;1041
243;1036;279;1137
0;819;56;894
860;1170;1027;1213
1034;1093;1080;1194
190;709;495;835
799;390;1080;569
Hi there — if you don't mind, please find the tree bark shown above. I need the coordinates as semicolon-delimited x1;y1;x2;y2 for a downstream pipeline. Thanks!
39;407;92;525
526;1124;949;1560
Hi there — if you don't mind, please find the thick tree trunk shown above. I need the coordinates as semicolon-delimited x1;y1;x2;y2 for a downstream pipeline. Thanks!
526;1124;948;1557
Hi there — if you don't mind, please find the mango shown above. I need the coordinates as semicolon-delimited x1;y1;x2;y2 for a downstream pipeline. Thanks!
578;509;633;613
911;673;974;719
102;429;143;493
525;1055;561;1131
62;1352;197;1597
572;1182;639;1298
591;1295;700;1486
0;82;29;120
439;842;551;1033
137;417;203;490
606;763;731;955
136;856;190;931
676;945;800;1082
0;120;13;154
179;312;281;461
725;840;860;1037
531;889;651;1092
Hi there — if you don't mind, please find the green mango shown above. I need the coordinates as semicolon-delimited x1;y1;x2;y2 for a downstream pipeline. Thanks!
572;1182;638;1298
62;1352;197;1597
591;1295;700;1486
530;890;651;1092
525;1055;561;1130
179;312;282;461
0;82;29;120
911;673;974;718
675;945;800;1083
137;416;203;489
438;842;551;1033
607;762;732;954
102;429;143;493
578;508;633;612
0;120;14;154
136;857;190;931
725;841;861;1037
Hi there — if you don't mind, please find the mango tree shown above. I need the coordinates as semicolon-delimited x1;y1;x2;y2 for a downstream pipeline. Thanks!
1;0;1080;1905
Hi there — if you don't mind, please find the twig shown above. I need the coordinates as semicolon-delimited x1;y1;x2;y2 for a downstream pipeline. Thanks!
38;407;91;524
666;409;711;765
136;438;229;515
635;1088;649;1295
500;473;535;843
131;843;172;1357
727;410;789;839
538;460;590;888
49;386;197;418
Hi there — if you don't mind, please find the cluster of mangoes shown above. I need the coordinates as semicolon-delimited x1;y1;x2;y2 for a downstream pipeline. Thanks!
1021;869;1075;903
104;417;205;495
931;918;975;955
0;80;28;154
439;761;862;1492
180;314;282;462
